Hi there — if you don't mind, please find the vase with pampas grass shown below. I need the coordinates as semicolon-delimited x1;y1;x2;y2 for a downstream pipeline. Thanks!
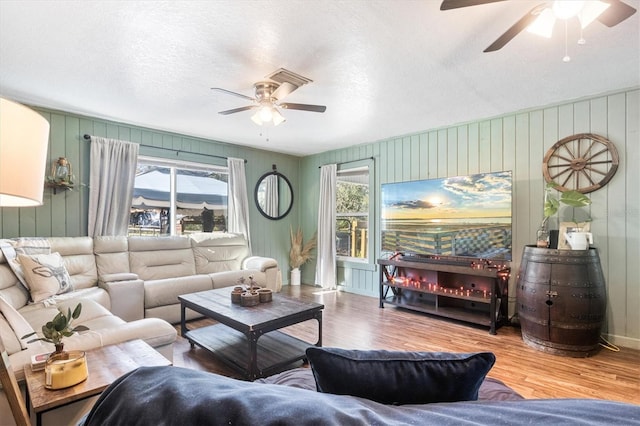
289;226;317;285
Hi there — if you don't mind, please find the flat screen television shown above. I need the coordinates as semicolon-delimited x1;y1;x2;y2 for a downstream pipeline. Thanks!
381;170;512;261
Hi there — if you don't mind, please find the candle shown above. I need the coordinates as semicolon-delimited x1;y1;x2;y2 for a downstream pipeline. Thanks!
45;351;88;389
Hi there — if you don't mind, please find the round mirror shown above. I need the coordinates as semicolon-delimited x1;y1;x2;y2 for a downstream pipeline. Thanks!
255;166;293;220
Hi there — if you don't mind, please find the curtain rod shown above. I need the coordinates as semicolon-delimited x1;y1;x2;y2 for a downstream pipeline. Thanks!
83;134;245;163
319;157;374;168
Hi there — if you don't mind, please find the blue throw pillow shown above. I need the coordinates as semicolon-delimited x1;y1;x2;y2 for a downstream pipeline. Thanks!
305;347;495;405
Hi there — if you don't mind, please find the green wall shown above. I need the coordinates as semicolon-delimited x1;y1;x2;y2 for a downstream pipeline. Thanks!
0;108;300;278
300;88;640;349
1;88;638;349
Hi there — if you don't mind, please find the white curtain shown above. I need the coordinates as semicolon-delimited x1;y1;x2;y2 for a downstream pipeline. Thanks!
88;137;139;237
227;157;252;253
315;164;337;289
264;174;279;217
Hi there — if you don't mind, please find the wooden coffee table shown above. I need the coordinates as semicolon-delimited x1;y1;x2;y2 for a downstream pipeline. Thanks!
179;286;324;381
23;339;171;426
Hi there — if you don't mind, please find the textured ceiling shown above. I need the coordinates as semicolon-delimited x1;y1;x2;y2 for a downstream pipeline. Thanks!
1;1;638;156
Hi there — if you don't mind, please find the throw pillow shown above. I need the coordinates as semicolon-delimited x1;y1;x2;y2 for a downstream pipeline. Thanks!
0;295;37;350
305;347;496;405
17;252;73;303
0;238;51;290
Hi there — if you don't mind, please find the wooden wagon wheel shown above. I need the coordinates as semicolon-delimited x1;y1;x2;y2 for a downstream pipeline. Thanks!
543;133;619;194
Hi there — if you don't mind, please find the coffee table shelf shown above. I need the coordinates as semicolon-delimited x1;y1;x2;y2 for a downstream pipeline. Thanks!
185;324;314;377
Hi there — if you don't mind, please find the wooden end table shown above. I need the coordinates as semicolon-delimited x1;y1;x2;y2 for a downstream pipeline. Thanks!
179;287;324;381
23;339;171;426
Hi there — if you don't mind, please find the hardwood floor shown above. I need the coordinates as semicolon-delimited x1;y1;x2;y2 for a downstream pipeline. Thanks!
173;285;640;405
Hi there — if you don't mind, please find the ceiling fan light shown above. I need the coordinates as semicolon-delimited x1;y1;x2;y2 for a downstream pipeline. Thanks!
251;112;264;126
527;8;556;38
258;105;273;122
578;1;610;28
552;0;585;20
272;109;286;126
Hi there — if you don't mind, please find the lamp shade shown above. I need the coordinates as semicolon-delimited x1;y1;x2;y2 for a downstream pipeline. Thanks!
0;98;50;206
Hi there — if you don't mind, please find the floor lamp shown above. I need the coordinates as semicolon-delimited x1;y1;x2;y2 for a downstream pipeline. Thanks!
0;97;50;207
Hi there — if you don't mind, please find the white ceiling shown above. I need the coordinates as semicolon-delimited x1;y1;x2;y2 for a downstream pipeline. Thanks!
1;1;638;157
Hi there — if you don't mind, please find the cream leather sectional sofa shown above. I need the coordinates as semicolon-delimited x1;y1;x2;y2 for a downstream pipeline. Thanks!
0;232;280;384
0;233;282;424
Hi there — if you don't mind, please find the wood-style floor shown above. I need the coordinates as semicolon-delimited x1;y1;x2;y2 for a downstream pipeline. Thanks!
173;284;640;405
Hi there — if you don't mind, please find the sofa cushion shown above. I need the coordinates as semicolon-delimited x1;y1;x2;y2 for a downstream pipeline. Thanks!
190;233;250;275
0;238;50;289
306;347;495;405
18;252;73;302
129;237;196;281
209;270;266;289
144;275;213;309
49;237;98;290
94;236;131;277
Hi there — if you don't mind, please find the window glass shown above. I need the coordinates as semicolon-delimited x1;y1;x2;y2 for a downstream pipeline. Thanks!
336;165;369;261
129;158;228;236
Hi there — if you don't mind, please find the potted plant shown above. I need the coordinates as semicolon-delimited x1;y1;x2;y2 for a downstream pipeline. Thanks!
289;226;317;286
537;182;592;248
23;302;88;354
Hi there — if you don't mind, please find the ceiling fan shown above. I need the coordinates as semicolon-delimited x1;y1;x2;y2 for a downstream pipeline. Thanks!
440;0;637;53
212;69;326;126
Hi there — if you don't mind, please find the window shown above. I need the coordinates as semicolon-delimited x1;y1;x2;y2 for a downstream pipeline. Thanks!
336;164;370;262
129;157;228;237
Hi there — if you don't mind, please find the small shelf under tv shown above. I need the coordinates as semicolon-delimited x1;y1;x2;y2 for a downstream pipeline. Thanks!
378;256;510;334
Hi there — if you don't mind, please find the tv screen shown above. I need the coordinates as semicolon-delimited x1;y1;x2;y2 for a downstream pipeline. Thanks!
381;171;512;261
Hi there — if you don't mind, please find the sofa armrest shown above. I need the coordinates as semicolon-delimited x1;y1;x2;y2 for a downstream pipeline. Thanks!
242;256;281;292
242;256;278;272
99;276;144;322
99;272;139;283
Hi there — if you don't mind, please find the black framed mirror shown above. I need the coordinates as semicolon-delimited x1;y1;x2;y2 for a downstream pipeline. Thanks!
255;165;293;220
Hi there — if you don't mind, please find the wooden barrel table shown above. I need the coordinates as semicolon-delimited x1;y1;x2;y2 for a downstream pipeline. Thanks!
516;246;606;357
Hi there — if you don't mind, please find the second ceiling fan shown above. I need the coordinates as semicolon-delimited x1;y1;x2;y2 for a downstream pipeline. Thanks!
212;69;326;126
441;0;637;53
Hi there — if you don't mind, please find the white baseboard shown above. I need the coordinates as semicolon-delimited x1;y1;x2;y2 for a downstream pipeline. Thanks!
604;333;640;351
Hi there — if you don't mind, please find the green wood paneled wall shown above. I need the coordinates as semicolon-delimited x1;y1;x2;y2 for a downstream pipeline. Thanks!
0;108;300;280
1;89;637;348
299;88;640;349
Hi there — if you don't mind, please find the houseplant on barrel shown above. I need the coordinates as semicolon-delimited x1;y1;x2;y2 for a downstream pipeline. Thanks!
537;182;591;248
289;226;317;285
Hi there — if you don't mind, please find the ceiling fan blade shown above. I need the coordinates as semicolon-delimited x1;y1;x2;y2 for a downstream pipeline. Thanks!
597;0;637;27
211;87;255;102
440;0;506;10
271;82;298;101
484;3;546;52
280;103;327;113
218;105;256;115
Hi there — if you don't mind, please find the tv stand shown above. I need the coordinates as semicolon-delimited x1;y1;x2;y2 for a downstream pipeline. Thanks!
378;256;510;334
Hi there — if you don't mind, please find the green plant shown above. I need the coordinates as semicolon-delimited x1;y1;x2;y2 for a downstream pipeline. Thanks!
289;226;317;269
22;303;88;352
541;182;592;227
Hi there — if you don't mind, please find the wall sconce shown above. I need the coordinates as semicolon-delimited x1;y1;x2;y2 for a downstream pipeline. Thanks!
46;157;75;194
0;98;50;207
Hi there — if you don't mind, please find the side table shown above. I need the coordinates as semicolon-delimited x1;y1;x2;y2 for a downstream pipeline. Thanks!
23;339;171;426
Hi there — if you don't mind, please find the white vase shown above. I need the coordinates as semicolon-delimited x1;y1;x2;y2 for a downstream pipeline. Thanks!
290;268;301;286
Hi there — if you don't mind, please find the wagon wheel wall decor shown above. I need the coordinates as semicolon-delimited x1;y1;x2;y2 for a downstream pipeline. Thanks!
543;133;619;194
